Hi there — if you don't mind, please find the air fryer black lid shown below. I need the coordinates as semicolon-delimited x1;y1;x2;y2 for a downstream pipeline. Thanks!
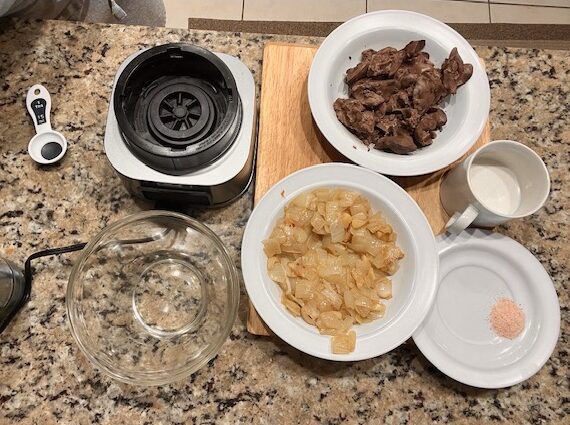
114;43;242;175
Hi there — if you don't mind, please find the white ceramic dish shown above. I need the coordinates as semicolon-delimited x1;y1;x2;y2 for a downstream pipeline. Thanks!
308;10;490;176
413;230;560;388
241;163;438;361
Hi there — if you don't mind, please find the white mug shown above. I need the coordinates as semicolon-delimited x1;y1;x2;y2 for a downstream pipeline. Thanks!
441;140;550;233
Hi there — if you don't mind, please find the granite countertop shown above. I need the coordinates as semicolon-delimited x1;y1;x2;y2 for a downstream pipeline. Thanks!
0;19;568;425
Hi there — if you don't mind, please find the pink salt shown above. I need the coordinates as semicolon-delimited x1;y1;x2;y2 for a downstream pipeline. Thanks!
489;298;525;339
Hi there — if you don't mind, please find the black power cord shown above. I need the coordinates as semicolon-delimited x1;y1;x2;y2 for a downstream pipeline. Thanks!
1;242;87;334
23;242;88;294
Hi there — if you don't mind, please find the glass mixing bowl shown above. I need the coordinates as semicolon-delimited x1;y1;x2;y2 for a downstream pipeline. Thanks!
66;211;239;385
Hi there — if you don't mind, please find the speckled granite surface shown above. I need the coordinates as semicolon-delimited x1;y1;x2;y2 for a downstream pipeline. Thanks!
0;19;568;425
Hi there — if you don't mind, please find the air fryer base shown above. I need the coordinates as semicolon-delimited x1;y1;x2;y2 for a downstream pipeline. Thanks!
104;48;257;207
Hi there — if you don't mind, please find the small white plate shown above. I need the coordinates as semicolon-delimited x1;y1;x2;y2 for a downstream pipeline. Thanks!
413;229;560;388
242;163;438;361
308;10;490;176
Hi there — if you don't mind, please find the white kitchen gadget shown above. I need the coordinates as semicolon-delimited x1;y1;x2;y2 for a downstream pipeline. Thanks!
413;229;560;389
26;84;67;164
441;140;550;233
307;10;490;176
104;43;257;207
241;163;439;361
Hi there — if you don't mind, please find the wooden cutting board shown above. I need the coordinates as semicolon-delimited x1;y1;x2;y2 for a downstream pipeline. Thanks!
247;42;491;336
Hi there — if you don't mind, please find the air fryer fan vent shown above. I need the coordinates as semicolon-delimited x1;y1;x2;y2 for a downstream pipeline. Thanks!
114;44;242;175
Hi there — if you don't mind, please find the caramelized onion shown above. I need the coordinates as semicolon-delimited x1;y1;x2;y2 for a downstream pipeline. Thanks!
263;189;404;354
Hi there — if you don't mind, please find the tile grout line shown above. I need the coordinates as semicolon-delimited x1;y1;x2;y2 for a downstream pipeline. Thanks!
448;0;498;4
241;0;245;21
489;1;570;9
488;0;492;23
367;0;570;10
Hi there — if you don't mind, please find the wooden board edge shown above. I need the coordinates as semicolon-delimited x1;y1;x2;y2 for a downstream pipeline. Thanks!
263;41;319;50
246;300;271;336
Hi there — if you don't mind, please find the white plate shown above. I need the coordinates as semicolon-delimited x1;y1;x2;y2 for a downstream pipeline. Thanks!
241;163;438;361
413;230;560;388
308;10;490;176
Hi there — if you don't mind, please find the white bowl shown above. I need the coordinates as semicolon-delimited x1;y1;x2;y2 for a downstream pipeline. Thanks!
241;164;438;361
308;10;490;176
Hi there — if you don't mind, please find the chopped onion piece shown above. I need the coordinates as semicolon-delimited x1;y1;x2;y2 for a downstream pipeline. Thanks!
377;278;392;299
330;219;345;243
301;302;320;324
295;280;315;300
332;330;356;354
282;296;301;317
268;261;287;284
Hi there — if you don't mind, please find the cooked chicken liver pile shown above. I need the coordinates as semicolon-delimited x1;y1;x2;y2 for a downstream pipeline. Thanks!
333;40;473;154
